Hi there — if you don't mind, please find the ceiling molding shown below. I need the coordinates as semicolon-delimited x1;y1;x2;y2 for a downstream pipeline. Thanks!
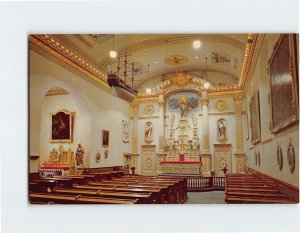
29;35;111;92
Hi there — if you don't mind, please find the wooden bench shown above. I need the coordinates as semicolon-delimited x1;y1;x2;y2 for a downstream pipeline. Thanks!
225;173;298;204
30;193;137;204
52;187;153;204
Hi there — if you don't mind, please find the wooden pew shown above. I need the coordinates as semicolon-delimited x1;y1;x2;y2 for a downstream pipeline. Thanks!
225;173;298;204
52;187;153;204
73;184;165;204
30;193;137;204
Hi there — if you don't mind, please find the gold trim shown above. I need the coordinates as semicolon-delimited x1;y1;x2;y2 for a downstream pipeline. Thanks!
46;87;69;96
239;34;259;88
29;35;110;91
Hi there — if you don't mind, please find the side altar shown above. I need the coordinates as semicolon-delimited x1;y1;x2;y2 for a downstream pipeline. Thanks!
161;95;202;175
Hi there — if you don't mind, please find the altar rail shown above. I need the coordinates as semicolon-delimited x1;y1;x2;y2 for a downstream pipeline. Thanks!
187;176;225;192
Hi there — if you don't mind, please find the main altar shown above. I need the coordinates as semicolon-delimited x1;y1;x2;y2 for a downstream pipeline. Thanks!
161;95;202;175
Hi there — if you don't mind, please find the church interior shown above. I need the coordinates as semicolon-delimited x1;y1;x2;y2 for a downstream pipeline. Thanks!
29;33;299;204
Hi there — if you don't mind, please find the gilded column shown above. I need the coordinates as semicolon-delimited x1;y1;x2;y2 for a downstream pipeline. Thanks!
200;91;211;176
234;95;246;173
158;94;165;152
132;99;139;153
201;91;209;152
156;94;166;175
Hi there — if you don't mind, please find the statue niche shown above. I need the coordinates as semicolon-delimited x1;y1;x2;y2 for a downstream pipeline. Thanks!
217;118;228;143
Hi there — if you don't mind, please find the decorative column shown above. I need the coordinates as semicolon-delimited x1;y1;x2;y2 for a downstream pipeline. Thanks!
156;94;166;175
132;100;139;154
124;99;139;174
200;91;211;176
234;95;247;173
158;94;165;152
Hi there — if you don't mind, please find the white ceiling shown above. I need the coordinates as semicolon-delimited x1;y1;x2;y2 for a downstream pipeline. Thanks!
52;34;248;90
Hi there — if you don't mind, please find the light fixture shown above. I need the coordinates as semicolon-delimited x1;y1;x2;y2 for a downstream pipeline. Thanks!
203;82;210;89
109;50;117;58
109;35;117;58
195;56;199;59
193;40;201;49
146;88;152;94
154;61;158;64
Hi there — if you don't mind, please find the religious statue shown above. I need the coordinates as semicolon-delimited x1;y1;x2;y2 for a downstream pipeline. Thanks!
95;150;101;164
191;113;198;128
57;145;64;161
144;122;153;142
76;143;84;169
217;119;227;141
179;96;189;118
169;114;175;128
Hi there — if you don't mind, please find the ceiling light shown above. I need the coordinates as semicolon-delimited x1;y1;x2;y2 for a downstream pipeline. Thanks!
154;61;158;64
195;56;199;59
204;82;210;89
193;40;201;49
146;88;152;94
109;50;117;58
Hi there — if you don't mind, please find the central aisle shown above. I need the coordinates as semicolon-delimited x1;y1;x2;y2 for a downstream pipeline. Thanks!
184;191;225;204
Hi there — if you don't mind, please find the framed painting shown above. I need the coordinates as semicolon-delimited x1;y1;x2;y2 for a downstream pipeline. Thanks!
51;110;73;142
102;130;109;147
249;91;261;145
268;34;298;133
122;120;130;143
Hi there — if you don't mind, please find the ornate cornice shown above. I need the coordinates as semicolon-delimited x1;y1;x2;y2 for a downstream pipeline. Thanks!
29;34;110;92
239;33;259;88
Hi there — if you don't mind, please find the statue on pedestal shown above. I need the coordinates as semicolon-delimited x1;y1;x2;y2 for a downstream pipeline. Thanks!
76;143;84;169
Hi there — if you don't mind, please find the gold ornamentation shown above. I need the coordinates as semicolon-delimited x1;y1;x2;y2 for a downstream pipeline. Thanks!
215;100;227;112
165;54;188;65
239;33;259;88
201;97;209;106
144;104;154;115
45;145;75;167
234;95;243;104
29;35;110;91
46;86;69;96
171;70;191;87
145;158;152;167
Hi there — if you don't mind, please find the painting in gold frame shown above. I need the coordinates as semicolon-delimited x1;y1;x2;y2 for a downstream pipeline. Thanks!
268;34;298;133
249;91;261;145
51;110;73;143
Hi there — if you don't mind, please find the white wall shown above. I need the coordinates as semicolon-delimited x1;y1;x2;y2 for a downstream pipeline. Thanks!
243;34;299;187
30;50;132;172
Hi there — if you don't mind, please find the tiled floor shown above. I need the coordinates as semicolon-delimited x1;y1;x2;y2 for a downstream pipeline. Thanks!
184;191;225;204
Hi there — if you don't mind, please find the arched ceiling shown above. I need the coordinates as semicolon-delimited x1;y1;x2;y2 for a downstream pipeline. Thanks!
51;34;248;91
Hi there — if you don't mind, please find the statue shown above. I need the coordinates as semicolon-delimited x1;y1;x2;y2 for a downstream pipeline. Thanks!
218;119;227;140
179;96;189;118
170;114;175;128
76;143;84;169
191;113;198;128
144;122;153;142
